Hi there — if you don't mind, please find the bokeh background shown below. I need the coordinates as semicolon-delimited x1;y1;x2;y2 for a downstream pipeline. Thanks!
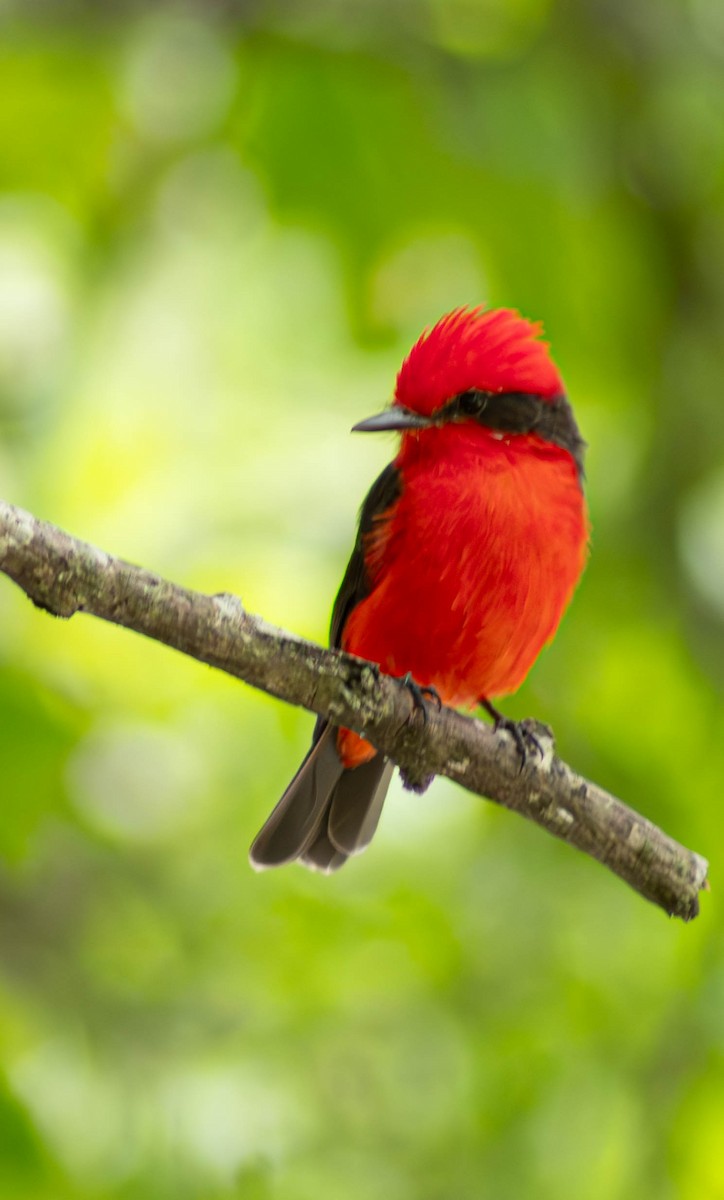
1;1;723;1196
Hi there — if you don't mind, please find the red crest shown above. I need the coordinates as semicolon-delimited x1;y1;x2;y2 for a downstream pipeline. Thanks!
395;307;564;417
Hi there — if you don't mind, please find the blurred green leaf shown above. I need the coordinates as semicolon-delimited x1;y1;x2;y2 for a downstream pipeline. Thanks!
0;2;722;1198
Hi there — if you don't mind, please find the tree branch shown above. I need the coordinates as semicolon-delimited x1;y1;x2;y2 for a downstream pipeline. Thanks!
0;497;709;920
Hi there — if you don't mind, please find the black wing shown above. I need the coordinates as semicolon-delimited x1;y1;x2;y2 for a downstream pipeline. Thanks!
249;460;400;873
329;460;401;649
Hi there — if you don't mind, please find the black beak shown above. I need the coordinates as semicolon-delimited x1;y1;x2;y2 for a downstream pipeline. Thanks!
352;406;431;433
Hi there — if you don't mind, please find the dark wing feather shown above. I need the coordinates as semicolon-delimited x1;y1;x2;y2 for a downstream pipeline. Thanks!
327;755;394;852
329;461;401;648
249;461;401;872
249;723;346;868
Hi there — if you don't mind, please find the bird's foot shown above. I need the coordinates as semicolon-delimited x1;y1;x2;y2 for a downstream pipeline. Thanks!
396;675;439;794
399;673;442;724
481;700;547;771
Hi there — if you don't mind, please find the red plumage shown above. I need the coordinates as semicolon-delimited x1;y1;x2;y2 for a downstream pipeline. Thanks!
339;307;587;766
395;306;564;416
250;306;589;870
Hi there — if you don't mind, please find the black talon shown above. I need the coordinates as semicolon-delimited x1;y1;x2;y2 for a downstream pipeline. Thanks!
480;699;543;770
399;673;441;724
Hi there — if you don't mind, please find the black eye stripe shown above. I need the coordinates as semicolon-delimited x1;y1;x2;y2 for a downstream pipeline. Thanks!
438;389;586;479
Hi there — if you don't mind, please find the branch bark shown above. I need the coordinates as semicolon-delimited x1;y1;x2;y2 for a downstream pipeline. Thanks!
0;497;709;921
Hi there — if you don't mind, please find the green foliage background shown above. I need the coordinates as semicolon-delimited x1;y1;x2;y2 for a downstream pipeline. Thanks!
1;2;723;1196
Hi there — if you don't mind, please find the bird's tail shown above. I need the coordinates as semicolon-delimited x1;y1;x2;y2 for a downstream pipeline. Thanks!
249;723;394;873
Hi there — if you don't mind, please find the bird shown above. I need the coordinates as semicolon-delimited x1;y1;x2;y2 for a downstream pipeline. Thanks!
250;306;589;872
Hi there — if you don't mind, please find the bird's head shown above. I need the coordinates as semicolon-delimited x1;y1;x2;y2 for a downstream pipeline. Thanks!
353;306;584;475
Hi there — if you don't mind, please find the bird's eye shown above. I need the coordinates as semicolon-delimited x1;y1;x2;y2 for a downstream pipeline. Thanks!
457;391;486;418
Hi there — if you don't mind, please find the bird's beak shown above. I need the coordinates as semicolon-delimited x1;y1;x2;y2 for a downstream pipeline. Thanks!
352;406;431;433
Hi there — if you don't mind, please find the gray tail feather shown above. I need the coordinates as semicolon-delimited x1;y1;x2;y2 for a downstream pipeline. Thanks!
249;723;393;872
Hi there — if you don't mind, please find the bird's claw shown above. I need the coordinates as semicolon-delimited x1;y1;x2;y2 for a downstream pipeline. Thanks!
496;716;544;771
481;700;544;771
399;673;442;724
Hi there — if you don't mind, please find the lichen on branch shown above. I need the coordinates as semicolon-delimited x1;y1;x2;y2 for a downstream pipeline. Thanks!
0;497;709;921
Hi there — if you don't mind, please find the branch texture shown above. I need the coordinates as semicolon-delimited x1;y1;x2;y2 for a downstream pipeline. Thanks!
0;498;709;920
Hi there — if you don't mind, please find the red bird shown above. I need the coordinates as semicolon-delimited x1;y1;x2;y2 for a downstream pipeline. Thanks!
250;307;589;871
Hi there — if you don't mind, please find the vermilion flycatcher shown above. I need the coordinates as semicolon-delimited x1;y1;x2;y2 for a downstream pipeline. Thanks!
251;307;588;871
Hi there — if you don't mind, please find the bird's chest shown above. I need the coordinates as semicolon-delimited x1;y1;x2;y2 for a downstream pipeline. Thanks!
349;432;587;702
399;445;552;624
